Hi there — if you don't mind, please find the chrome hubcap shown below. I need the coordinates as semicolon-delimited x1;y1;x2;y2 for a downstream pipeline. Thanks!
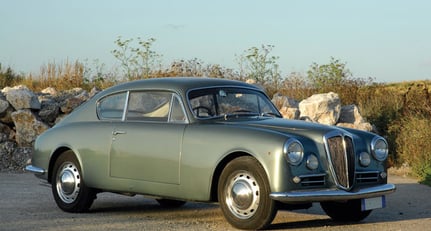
225;172;260;219
56;162;81;204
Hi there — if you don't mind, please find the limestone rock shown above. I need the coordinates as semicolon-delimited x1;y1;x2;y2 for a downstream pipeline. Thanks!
0;94;13;124
3;85;41;110
11;109;50;147
272;94;300;119
299;92;341;125
41;87;58;96
336;104;373;131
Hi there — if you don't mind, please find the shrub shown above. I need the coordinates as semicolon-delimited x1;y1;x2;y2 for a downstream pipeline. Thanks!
390;115;431;182
0;63;23;87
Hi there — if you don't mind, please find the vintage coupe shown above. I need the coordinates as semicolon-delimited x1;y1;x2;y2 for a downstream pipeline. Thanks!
27;77;395;230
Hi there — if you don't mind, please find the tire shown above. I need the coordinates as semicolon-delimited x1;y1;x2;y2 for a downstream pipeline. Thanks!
156;199;186;208
51;151;96;212
320;199;372;222
217;156;277;230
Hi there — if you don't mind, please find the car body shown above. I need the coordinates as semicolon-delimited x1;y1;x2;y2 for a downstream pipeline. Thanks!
26;77;395;230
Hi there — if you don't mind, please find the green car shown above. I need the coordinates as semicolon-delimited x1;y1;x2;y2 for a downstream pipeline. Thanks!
26;77;395;230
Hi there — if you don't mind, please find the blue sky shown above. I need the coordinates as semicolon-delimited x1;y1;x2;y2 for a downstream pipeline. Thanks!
1;0;430;82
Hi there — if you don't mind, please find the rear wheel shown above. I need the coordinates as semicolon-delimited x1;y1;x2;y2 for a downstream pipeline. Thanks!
218;156;277;230
320;199;372;222
52;151;96;212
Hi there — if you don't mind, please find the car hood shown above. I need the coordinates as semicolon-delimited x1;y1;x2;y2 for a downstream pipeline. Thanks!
218;117;351;139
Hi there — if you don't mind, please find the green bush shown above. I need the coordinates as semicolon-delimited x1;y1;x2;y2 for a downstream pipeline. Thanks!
390;115;431;182
0;63;23;88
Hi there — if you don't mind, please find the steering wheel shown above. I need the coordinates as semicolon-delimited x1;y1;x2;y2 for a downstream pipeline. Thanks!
192;106;214;117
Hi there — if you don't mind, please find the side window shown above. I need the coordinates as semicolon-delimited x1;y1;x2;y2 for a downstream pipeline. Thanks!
97;92;127;120
169;95;187;123
258;96;272;114
126;91;172;122
189;94;216;117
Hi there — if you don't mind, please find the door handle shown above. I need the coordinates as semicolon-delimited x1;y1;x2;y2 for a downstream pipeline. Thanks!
113;130;126;135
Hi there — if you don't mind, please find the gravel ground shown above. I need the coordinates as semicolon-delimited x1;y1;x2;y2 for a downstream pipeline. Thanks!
0;172;430;231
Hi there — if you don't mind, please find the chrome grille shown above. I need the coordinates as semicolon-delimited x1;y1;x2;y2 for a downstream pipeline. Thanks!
300;173;326;187
356;171;380;183
324;132;356;190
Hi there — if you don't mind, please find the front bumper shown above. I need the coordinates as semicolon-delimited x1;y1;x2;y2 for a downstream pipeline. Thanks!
270;183;396;203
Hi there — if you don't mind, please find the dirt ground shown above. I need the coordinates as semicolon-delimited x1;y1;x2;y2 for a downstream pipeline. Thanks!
0;172;430;231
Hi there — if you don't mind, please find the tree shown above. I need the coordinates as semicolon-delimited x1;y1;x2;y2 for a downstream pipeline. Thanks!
111;36;161;80
239;44;281;84
0;63;22;88
111;37;137;80
307;57;351;90
135;37;161;78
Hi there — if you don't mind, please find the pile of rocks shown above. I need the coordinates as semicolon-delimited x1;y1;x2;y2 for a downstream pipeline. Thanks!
0;85;100;172
272;92;374;131
0;85;374;172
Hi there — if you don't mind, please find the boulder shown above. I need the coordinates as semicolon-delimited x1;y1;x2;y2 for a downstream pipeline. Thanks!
60;89;89;114
336;104;373;131
336;122;374;132
2;85;41;110
271;94;300;119
299;92;341;125
41;87;58;96
11;109;50;147
89;87;101;98
338;104;365;124
0;94;14;124
60;96;85;114
0;123;15;142
39;99;60;125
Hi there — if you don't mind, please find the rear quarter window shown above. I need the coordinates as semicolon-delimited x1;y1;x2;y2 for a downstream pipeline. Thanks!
97;92;127;120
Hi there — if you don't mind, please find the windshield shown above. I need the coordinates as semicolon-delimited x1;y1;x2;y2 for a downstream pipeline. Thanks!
188;87;282;119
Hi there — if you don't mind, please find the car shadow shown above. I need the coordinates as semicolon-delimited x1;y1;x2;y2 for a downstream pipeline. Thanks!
89;193;219;214
267;180;431;229
86;180;430;230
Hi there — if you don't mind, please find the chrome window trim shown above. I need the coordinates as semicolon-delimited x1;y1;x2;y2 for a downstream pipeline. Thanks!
122;91;130;121
168;93;189;124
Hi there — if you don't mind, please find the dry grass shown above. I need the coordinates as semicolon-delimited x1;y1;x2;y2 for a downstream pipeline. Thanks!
7;60;431;185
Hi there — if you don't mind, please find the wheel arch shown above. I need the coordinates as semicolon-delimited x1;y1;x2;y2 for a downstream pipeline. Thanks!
210;151;255;202
48;147;75;183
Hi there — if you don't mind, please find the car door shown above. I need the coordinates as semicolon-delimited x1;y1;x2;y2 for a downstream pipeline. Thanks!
109;91;187;184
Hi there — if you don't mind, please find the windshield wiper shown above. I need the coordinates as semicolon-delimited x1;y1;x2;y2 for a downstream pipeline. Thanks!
260;112;282;118
216;112;259;120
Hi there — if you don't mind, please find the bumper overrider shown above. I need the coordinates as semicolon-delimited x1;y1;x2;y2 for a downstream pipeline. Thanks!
270;183;396;203
25;165;47;178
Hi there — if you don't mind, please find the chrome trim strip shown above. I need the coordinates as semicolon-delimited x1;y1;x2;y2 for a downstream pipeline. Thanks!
299;173;326;185
270;183;396;203
25;165;46;175
121;91;130;121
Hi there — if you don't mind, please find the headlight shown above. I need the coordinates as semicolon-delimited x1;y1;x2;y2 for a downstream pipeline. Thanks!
306;154;319;170
371;137;388;161
359;152;371;167
283;139;304;165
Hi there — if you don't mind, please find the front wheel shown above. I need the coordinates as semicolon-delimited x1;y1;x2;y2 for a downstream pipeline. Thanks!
218;156;277;230
320;199;372;222
52;151;96;212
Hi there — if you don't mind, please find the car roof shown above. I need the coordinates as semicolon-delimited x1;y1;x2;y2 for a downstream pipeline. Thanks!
102;77;260;95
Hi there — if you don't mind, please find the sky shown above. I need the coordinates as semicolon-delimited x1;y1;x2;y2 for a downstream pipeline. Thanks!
1;0;430;82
